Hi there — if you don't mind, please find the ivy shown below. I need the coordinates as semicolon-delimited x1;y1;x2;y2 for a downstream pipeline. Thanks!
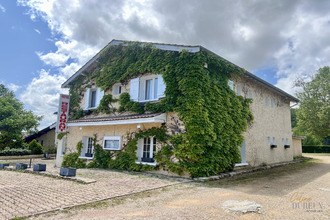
97;94;118;114
67;42;253;177
62;141;87;168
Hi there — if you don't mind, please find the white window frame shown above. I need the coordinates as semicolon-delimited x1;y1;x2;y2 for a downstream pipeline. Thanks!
113;83;122;95
79;136;94;159
89;88;97;108
141;75;159;102
136;137;157;165
228;80;234;90
236;85;241;96
103;136;121;151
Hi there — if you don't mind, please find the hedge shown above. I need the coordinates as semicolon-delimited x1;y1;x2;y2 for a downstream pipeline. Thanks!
0;148;32;156
302;145;330;153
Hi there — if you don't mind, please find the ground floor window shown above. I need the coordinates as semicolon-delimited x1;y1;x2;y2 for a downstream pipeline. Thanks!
138;137;156;163
80;136;94;158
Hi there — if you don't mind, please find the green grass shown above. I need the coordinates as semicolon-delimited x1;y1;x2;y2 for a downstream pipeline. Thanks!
204;158;317;187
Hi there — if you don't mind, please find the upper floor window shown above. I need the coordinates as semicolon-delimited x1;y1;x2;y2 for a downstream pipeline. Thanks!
271;98;274;108
236;85;241;96
228;80;234;90
130;74;165;102
113;84;122;95
84;88;104;110
267;137;271;145
273;137;276;145
266;97;269;106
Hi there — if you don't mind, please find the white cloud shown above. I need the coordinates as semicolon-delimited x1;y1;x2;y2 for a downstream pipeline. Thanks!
20;70;68;129
17;0;330;127
0;4;6;13
7;83;21;92
36;51;69;67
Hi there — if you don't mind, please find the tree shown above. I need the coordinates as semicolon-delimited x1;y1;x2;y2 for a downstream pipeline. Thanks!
0;84;42;149
295;66;330;141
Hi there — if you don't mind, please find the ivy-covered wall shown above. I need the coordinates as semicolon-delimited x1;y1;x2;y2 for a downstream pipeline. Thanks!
66;42;253;177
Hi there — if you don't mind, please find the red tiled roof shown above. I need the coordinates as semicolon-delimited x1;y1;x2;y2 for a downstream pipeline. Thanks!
68;113;163;123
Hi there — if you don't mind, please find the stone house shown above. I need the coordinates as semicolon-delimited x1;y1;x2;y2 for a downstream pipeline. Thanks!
55;40;300;172
25;122;56;149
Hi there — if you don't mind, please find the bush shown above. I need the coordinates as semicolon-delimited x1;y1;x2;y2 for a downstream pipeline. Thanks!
28;139;43;154
302;145;330;153
0;148;31;156
62;152;87;168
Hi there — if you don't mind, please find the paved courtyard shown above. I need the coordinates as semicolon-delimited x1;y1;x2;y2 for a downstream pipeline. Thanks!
0;159;185;219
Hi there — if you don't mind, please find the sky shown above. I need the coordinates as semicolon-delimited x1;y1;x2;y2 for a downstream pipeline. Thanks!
0;0;330;130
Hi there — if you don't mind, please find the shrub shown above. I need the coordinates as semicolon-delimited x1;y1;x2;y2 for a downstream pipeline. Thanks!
61;141;87;168
0;148;31;156
28;139;43;154
302;145;330;153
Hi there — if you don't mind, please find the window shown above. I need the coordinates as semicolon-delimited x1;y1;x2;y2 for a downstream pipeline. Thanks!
37;140;43;146
87;137;93;154
228;80;234;90
267;137;271;145
139;137;156;163
266;97;269;106
84;88;104;110
236;85;241;96
103;136;121;150
113;84;122;95
80;136;94;158
90;90;97;108
286;138;289;145
130;75;166;102
271;98;274;108
282;138;285;146
273;137;276;145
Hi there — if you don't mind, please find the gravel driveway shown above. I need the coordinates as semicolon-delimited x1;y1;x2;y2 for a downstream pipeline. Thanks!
28;154;329;220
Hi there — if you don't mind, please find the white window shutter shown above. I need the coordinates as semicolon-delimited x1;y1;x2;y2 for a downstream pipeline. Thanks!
130;78;140;101
96;88;104;107
81;137;88;157
228;80;234;90
139;79;146;101
157;74;166;98
84;88;90;110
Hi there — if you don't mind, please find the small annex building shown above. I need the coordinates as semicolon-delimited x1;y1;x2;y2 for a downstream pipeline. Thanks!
55;40;300;177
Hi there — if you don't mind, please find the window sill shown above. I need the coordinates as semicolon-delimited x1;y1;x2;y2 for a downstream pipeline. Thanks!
78;156;93;160
135;161;157;166
235;163;248;167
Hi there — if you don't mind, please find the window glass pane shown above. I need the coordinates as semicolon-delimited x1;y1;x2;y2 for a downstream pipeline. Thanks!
273;137;276;145
286;138;288;145
266;97;269;106
153;138;156;153
90;90;96;107
104;140;120;150
145;79;153;100
228;80;234;90
87;137;93;153
143;137;151;158
154;78;158;99
271;99;274;108
236;85;241;96
267;137;271;145
118;86;121;94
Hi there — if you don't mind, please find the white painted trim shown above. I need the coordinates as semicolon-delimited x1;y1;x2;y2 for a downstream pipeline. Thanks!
68;113;166;127
78;156;93;160
235;163;248;167
135;161;157;166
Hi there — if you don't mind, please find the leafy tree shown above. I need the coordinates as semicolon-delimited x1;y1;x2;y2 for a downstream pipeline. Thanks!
27;139;43;154
294;66;330;141
0;84;42;149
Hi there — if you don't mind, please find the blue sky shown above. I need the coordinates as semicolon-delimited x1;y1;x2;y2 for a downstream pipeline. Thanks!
1;0;329;129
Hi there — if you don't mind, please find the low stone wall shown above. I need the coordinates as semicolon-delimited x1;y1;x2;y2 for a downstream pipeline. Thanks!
193;159;303;182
